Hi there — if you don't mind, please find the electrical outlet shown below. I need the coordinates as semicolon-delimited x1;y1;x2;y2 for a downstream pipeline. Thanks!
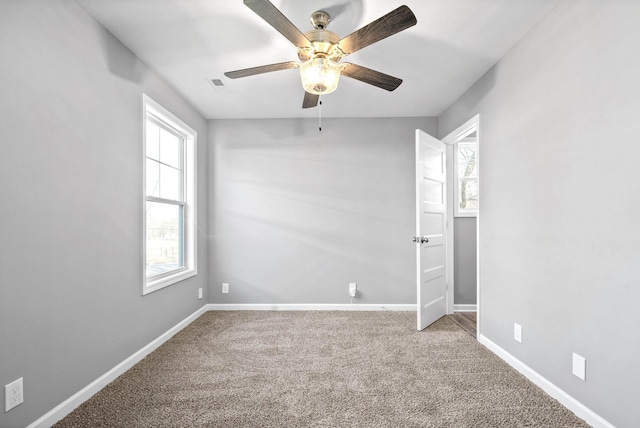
349;283;357;298
198;288;203;299
222;283;229;294
514;323;522;343
5;377;23;412
572;353;586;381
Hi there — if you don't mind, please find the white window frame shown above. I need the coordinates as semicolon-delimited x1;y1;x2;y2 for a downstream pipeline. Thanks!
142;94;197;295
454;137;478;217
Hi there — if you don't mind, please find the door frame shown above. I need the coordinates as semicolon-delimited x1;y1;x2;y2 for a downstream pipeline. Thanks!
441;114;480;337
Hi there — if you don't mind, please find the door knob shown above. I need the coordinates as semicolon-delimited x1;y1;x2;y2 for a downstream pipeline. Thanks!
413;236;429;244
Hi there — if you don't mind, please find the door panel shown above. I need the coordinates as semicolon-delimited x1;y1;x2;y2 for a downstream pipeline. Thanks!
416;130;447;330
423;180;444;205
421;213;444;237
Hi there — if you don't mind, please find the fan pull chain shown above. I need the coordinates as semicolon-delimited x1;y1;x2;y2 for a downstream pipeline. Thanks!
318;99;322;132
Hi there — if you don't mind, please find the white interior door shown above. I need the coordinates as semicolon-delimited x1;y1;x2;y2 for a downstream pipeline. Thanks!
415;130;447;331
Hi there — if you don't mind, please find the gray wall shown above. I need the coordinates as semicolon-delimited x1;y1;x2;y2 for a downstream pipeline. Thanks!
439;1;640;425
209;117;437;305
454;218;477;305
0;1;208;427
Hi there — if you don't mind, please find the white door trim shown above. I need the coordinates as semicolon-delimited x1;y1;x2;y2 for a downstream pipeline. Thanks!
441;114;480;336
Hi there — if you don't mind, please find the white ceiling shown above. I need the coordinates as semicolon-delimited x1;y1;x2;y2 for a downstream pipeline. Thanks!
76;0;561;119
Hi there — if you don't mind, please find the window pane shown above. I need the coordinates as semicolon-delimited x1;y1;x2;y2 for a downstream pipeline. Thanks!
146;202;183;277
159;164;181;201
146;159;160;197
146;120;160;161
160;128;181;169
458;145;477;178
459;179;478;210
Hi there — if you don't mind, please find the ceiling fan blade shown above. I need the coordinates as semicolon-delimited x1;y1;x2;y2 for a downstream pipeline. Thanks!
341;63;403;91
302;92;319;109
337;5;417;56
224;61;299;79
244;0;312;49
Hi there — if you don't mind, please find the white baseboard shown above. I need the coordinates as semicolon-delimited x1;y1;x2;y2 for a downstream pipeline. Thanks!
28;305;208;428
453;304;477;312
206;303;415;311
478;334;614;428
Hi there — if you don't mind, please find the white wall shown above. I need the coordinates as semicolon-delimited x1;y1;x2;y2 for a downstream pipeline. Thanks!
439;1;640;425
454;218;477;305
0;1;208;427
209;117;437;306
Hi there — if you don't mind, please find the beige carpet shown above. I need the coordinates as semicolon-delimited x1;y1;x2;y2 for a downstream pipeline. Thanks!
55;311;589;427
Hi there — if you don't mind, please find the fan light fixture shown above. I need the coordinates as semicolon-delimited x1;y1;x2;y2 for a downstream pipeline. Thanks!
299;57;344;95
224;1;417;109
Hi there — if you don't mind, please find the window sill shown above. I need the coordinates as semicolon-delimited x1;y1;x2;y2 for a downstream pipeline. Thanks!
143;268;197;295
454;212;477;218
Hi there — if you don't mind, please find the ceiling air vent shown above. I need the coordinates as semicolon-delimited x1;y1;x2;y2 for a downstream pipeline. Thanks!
208;78;232;94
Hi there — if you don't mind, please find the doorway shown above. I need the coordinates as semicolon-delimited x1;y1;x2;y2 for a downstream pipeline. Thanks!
442;115;480;337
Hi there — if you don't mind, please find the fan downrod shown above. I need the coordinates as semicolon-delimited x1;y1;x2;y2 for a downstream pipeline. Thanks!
310;11;331;30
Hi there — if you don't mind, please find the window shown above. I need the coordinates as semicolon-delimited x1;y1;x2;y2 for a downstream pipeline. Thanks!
454;136;478;216
143;95;197;294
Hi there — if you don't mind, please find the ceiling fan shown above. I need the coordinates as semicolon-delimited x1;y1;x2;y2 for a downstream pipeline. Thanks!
224;0;417;109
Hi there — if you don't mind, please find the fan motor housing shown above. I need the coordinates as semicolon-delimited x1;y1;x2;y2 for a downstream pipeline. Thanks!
298;30;341;62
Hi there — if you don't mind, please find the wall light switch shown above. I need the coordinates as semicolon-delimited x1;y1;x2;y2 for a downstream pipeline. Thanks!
198;288;203;299
572;353;586;381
